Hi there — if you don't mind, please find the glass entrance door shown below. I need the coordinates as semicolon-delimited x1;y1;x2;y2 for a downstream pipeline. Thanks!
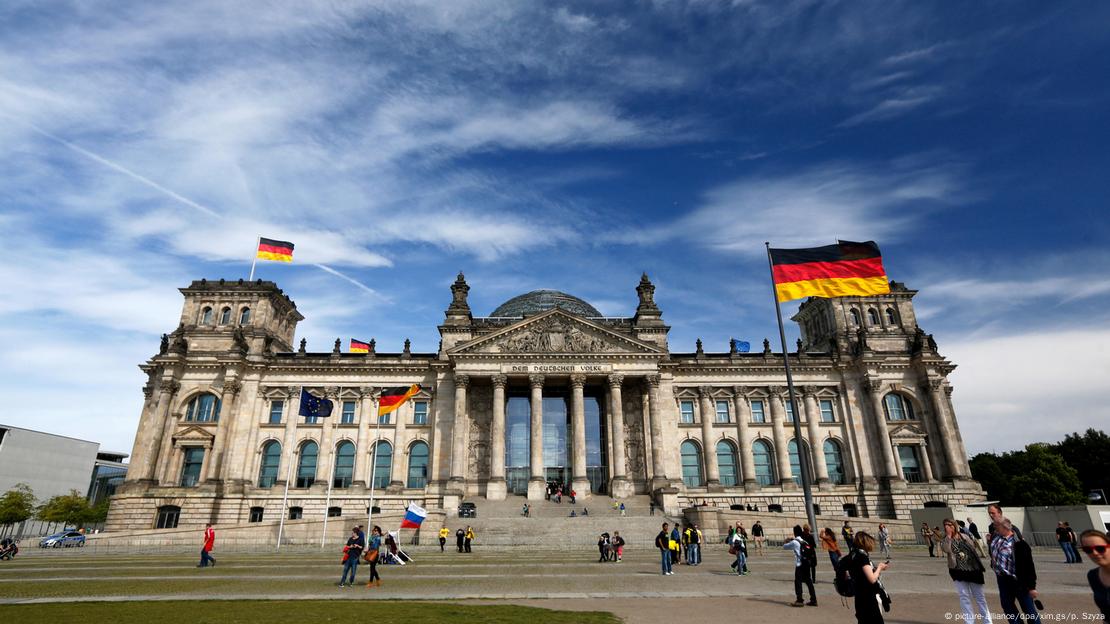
505;396;530;495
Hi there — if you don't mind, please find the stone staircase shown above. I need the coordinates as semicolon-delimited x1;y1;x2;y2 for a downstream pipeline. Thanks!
442;495;680;548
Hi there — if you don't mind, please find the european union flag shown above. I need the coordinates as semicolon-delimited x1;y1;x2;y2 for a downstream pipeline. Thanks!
737;340;751;353
298;389;334;418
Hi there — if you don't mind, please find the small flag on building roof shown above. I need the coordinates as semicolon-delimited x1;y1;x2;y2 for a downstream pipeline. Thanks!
350;338;371;354
256;237;294;263
378;384;421;418
400;502;427;529
769;240;890;303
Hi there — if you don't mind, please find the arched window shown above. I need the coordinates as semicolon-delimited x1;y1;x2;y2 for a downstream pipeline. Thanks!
370;441;392;489
407;441;429;488
867;308;880;326
883;393;914;420
219;306;232;325
849;309;861;327
155;505;181;529
885;307;898;326
680;440;704;487
752;440;775;486
716;440;739;487
296;441;318;488
788;438;811;486
258;440;281;487
185;393;221;422
239;307;251;325
823;439;846;485
333;441;355;489
200;306;214;325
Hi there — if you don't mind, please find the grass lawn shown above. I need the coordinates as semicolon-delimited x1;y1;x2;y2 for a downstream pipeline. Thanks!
0;600;620;623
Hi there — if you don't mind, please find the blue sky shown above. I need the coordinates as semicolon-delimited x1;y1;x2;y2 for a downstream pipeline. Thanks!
1;1;1108;456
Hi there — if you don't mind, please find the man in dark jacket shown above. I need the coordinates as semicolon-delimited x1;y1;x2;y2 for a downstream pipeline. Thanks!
990;518;1039;622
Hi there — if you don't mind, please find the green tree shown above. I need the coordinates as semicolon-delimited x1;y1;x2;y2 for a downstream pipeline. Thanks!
970;444;1085;506
37;490;94;528
1053;428;1110;502
86;498;111;524
970;453;1011;503
0;483;36;526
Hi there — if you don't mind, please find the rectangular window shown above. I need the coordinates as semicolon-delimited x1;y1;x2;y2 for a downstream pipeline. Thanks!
680;400;695;424
898;446;923;483
715;400;730;423
248;507;264;523
413;401;428;425
750;400;766;423
785;400;796;422
378;411;390;424
288;507;303;520
268;400;283;424
341;401;356;424
819;399;835;423
179;448;204;487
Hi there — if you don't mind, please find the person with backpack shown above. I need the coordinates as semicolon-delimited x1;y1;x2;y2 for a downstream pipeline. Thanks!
940;518;992;623
802;524;818;583
784;525;817;607
840;531;890;624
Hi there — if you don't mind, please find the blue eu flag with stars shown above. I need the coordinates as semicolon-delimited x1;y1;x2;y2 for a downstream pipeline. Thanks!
298;389;334;418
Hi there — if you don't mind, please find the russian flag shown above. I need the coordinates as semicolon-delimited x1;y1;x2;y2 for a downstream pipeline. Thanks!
400;502;427;529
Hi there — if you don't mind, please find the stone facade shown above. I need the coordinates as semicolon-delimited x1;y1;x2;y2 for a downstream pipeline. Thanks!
107;274;982;531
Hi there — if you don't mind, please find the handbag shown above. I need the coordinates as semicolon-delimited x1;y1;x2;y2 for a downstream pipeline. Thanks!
728;543;739;556
364;549;379;563
952;536;983;573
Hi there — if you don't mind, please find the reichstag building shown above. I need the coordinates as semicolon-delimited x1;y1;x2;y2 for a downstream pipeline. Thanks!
107;273;982;530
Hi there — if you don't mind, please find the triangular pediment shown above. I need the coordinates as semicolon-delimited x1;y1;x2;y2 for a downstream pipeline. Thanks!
451;309;663;355
888;423;926;440
172;425;217;443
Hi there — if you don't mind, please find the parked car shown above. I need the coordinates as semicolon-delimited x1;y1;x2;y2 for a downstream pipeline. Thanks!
458;502;477;518
39;531;85;548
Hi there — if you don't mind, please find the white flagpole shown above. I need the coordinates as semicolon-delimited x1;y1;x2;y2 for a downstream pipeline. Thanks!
248;236;260;281
276;387;303;550
366;390;383;532
321;414;339;548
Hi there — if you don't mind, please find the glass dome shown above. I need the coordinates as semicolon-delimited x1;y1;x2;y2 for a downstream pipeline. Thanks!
490;289;602;318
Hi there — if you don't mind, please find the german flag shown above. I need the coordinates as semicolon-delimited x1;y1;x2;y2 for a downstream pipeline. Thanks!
770;240;890;302
256;237;294;262
378;384;421;417
350;338;371;354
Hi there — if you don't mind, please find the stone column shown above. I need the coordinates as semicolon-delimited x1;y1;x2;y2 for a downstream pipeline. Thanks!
527;374;546;500
279;386;299;486
220;380;254;483
487;375;508;500
802;387;830;486
609;374;633;497
928;379;966;480
769;388;794;487
353;387;373;487
133;379;178;482
865;378;901;484
732;387;756;491
449;374;469;487
646;375;667;489
640;381;654;487
697;386;721;487
206;379;241;482
919;442;935;482
568;374;590;496
153;384;184;485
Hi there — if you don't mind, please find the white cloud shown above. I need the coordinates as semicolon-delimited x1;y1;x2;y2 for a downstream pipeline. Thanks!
945;328;1110;454
839;86;944;127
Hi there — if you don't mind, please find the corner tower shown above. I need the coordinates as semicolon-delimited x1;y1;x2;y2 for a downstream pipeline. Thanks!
172;278;303;355
792;281;921;354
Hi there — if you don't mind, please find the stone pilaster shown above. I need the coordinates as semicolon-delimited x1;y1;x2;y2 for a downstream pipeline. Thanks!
928;378;967;480
732;387;757;491
353;387;373;487
278;386;299;486
768;387;794;487
132;378;178;483
865;377;902;486
486;375;508;500
206;377;242;482
527;374;546;500
697;386;721;488
802;386;830;487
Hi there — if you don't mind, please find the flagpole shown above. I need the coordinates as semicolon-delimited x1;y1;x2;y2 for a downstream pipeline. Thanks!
765;242;818;532
248;235;260;281
366;390;382;532
320;414;339;549
276;387;303;550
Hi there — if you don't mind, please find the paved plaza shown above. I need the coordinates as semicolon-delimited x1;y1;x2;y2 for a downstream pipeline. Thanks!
0;543;1103;622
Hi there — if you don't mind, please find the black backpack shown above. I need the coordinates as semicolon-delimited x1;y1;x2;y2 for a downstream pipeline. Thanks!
799;538;817;567
835;550;857;597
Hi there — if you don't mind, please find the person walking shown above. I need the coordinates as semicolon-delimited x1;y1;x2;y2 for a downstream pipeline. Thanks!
987;504;1023;541
613;531;625;562
455;527;465;553
464;526;475;552
877;523;891;558
842;520;854;547
730;524;749;575
966;518;985;557
802;524;818;583
1080;529;1110;616
921;522;936;557
940;518;992;624
598;533;610;563
1058;521;1080;563
847;532;888;623
989;518;1039;622
438;526;449;552
784;525;817;607
619;502;626;517
752;520;765;555
656;522;674;575
339;526;364;587
820;527;842;569
649;500;656;516
569;489;576;505
364;526;383;588
197;523;216;568
1066;522;1081;564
